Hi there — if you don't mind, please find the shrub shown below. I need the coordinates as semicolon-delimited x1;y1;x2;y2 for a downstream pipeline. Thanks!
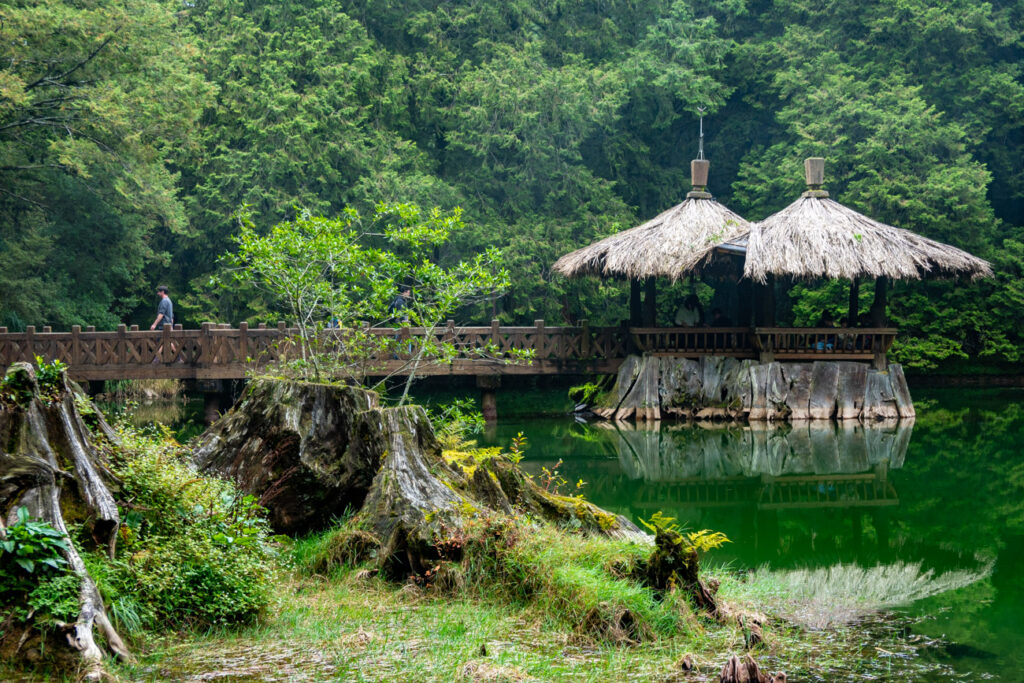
89;424;279;629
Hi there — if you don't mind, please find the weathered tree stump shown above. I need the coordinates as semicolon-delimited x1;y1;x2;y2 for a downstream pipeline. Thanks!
719;654;786;683
635;527;719;617
0;363;131;680
196;379;644;578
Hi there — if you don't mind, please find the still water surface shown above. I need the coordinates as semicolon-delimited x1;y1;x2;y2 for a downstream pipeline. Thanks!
477;388;1024;680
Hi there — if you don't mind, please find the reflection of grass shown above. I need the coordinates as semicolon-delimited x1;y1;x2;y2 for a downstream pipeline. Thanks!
732;561;993;629
104;378;183;400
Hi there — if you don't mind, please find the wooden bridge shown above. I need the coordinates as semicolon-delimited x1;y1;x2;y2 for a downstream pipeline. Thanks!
0;321;897;382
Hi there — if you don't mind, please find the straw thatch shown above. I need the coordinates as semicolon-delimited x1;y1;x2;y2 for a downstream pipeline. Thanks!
744;195;993;283
552;196;750;282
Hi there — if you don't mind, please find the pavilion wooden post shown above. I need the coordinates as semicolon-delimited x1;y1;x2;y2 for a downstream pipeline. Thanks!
642;277;657;327
870;277;888;327
848;277;860;325
737;279;753;327
629;279;642;326
871;277;889;370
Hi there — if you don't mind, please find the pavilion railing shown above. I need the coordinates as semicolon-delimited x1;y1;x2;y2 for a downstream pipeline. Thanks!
630;327;757;357
753;327;897;364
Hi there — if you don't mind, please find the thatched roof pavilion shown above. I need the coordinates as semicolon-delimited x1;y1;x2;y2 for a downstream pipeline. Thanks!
744;158;993;284
552;160;751;282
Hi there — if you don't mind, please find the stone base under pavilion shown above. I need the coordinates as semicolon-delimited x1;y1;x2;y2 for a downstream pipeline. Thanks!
593;355;915;422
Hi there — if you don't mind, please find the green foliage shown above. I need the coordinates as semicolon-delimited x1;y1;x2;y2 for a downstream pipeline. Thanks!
27;573;80;625
427;398;485;439
222;203;518;397
0;507;69;594
639;512;730;556
90;425;279;628
1;0;1023;370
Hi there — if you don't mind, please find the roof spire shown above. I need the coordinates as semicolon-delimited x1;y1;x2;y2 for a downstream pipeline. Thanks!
688;109;711;198
802;157;829;198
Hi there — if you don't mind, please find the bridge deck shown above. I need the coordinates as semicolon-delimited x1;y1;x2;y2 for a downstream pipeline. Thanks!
0;321;896;381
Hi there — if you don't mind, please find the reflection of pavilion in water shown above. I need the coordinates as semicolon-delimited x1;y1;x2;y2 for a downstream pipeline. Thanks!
609;419;912;511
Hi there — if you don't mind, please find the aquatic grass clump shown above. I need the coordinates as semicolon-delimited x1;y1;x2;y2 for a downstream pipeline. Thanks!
730;561;993;629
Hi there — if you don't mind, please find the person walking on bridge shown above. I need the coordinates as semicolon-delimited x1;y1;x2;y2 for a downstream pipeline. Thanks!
151;285;174;330
150;285;180;363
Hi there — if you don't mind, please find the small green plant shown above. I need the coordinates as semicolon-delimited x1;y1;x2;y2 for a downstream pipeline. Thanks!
506;432;527;464
639;512;730;555
0;507;69;593
539;459;567;494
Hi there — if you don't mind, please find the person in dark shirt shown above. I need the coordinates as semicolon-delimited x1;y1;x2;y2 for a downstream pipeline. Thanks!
710;307;731;327
388;286;412;323
150;285;180;363
151;285;174;329
388;286;412;358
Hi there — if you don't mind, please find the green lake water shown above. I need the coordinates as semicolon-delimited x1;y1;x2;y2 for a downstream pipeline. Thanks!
474;387;1024;680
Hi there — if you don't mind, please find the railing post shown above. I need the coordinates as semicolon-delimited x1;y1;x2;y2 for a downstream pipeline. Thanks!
116;324;126;364
580;319;590;359
534;319;545;358
72;325;81;366
758;330;775;364
162;323;173;362
23;325;34;362
490;319;500;357
239;322;249;362
873;333;887;371
201;322;213;365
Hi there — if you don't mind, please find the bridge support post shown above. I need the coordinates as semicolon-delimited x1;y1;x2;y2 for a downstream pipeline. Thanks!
197;379;229;425
477;375;500;423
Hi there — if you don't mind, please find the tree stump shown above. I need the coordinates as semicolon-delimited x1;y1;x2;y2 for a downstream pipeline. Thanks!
196;379;645;578
0;363;131;680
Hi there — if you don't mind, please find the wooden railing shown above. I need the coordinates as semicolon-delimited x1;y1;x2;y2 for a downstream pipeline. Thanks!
631;327;757;357
754;327;897;366
0;322;895;381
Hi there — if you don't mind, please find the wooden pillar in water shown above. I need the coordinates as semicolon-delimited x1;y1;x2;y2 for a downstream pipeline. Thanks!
642;277;657;327
847;277;860;325
477;375;500;423
629;279;642;326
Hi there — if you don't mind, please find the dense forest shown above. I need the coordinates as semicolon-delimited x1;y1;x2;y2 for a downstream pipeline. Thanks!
1;0;1022;370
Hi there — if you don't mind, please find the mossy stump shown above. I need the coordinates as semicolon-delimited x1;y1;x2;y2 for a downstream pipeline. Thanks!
0;363;131;680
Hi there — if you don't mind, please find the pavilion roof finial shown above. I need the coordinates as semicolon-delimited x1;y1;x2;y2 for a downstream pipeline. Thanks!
688;108;711;198
802;157;829;198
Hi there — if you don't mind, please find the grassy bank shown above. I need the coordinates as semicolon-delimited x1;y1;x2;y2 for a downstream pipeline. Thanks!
105;560;964;682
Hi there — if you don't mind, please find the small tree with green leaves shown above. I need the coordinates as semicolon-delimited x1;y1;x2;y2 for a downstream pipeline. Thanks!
223;203;526;400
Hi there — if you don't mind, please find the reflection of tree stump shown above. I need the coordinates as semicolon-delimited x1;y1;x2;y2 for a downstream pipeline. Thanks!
0;363;131;680
197;379;644;578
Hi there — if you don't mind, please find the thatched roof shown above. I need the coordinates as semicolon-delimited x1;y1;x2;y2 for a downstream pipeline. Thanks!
743;159;993;283
552;193;750;282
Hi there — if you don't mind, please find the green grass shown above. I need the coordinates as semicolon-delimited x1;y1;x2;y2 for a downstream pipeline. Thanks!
96;523;976;682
